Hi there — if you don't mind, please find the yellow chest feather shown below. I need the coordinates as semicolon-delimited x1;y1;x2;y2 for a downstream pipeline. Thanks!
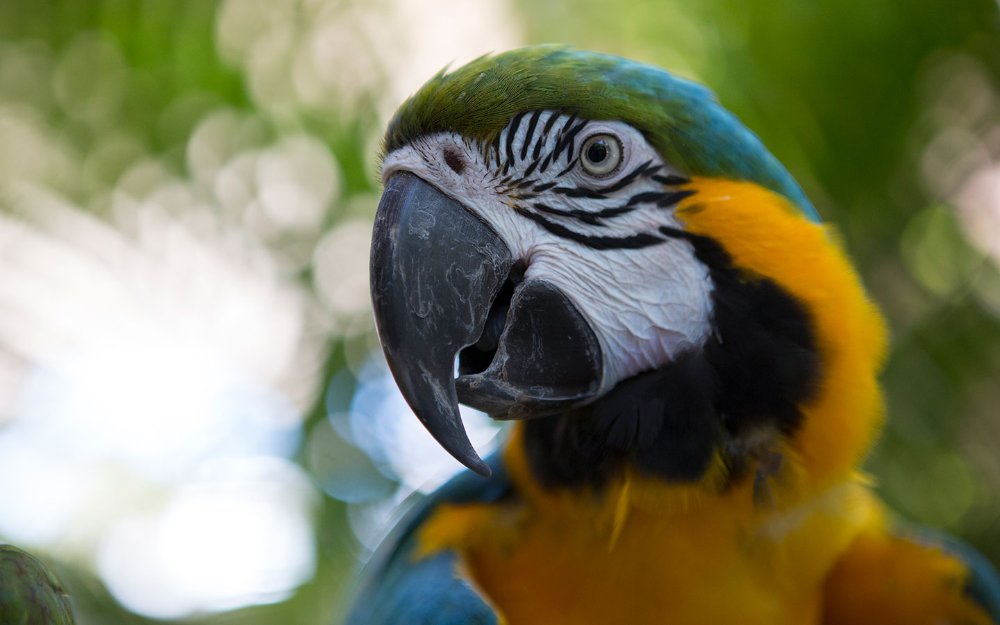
417;437;880;625
418;476;878;625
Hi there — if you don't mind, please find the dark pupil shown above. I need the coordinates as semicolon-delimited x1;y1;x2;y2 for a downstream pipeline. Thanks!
586;140;608;164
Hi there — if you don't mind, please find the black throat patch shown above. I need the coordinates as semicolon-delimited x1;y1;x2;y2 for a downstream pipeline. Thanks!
522;228;822;490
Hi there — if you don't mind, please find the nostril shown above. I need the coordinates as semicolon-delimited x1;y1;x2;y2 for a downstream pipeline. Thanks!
443;147;465;174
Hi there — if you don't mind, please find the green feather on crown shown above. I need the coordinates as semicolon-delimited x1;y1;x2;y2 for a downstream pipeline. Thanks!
384;45;818;220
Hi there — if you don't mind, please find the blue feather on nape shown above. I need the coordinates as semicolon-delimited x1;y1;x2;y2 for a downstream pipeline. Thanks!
344;454;509;625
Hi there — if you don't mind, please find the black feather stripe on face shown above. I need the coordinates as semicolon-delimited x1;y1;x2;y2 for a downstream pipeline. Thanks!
521;110;543;161
512;205;666;250
491;111;698;250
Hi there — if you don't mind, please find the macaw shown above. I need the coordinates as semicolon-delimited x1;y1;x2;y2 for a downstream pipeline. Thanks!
347;46;1000;625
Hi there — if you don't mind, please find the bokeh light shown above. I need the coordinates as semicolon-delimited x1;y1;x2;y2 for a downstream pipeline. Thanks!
96;457;316;619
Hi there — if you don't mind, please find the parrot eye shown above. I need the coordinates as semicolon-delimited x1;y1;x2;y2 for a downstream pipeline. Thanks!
579;133;623;177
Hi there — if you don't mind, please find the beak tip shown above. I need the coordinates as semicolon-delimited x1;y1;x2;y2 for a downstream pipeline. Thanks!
470;459;492;477
430;424;492;477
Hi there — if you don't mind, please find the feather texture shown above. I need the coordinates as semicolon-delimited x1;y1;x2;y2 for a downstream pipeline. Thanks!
383;46;818;220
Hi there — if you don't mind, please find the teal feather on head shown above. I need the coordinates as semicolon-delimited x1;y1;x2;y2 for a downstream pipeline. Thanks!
385;45;819;221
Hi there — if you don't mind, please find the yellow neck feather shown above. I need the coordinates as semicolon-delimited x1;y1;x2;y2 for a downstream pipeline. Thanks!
676;178;888;486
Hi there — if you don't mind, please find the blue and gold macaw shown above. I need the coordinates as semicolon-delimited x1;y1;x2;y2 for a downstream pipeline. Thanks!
347;46;1000;625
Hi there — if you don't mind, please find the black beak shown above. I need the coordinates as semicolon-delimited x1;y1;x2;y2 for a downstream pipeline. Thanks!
371;172;603;476
371;173;511;475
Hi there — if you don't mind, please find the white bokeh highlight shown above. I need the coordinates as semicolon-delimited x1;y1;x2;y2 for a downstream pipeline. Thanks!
0;0;527;619
96;458;316;619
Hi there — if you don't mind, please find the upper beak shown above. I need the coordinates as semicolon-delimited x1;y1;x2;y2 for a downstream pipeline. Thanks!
370;172;603;476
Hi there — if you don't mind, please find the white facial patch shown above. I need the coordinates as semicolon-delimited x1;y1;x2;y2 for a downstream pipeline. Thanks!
381;113;715;393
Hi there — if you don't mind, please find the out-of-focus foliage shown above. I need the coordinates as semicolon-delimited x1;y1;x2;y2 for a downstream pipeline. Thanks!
0;1;997;624
0;545;76;625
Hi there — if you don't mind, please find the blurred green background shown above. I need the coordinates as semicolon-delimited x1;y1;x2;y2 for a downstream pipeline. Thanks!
0;0;998;623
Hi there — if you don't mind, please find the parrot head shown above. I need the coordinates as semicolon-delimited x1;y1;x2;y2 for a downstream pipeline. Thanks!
371;46;884;483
